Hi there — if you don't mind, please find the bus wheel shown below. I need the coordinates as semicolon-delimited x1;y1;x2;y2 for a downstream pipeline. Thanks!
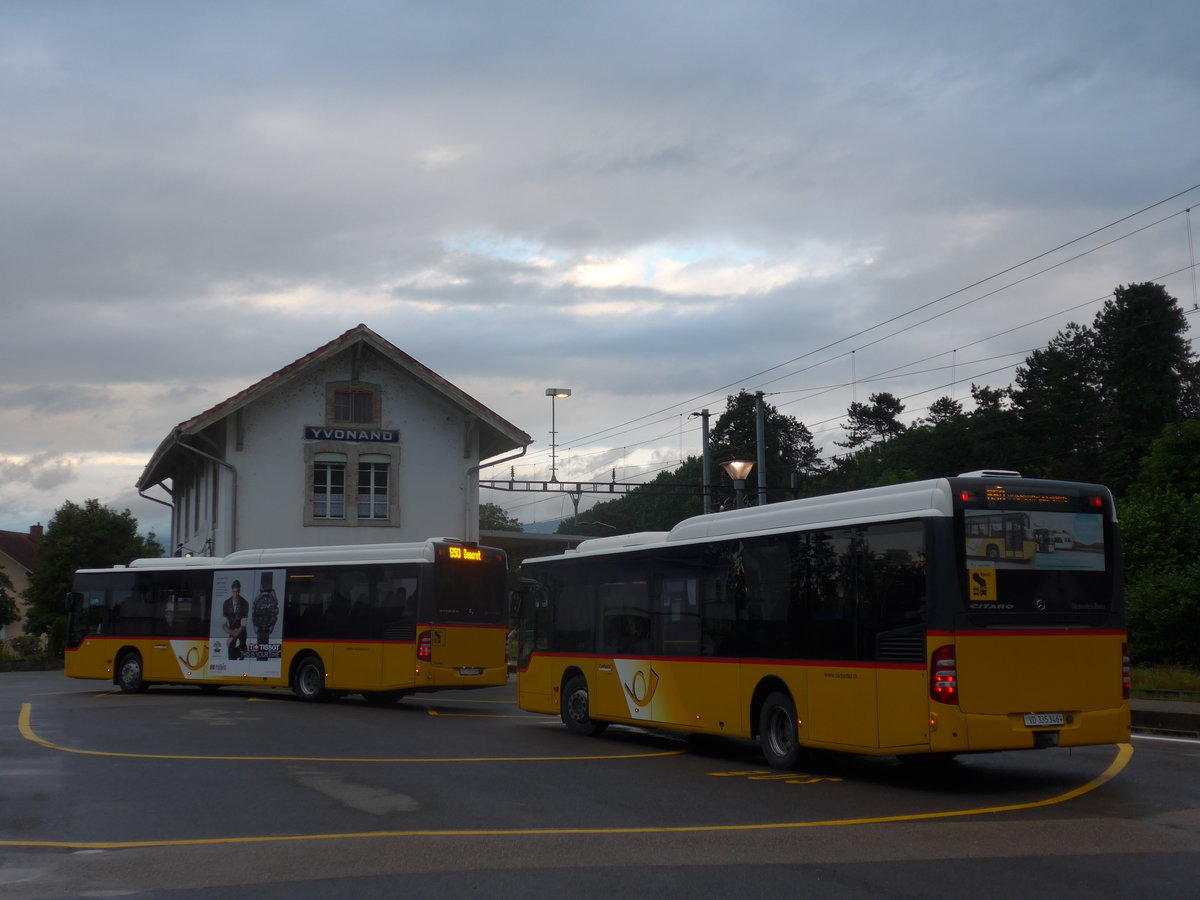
760;691;802;769
116;651;147;694
293;655;328;702
561;674;607;735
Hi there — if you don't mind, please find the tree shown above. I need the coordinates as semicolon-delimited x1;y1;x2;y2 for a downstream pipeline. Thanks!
1118;420;1200;666
838;392;906;450
710;391;823;503
0;565;18;631
1131;418;1200;498
23;499;163;639
1093;283;1196;491
479;502;523;532
1010;322;1104;480
924;396;964;427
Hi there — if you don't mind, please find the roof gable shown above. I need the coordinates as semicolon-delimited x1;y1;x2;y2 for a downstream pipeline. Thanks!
138;324;530;489
0;530;39;572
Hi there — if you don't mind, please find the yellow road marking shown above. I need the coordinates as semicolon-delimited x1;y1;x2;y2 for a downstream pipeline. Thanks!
16;702;681;764
8;703;1134;850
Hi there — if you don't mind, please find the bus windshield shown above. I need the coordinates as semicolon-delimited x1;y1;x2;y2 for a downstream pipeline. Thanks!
430;544;507;624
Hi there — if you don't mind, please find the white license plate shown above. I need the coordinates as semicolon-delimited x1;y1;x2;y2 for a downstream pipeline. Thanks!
458;667;483;676
1023;712;1065;727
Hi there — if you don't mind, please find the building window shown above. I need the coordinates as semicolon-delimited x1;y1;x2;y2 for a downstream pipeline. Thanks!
313;453;347;519
333;388;376;424
305;443;399;527
358;455;390;520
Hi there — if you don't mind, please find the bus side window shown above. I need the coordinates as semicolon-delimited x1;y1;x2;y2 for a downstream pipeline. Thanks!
859;522;927;662
806;530;857;661
700;543;739;656
550;571;595;653
599;579;651;654
656;574;700;657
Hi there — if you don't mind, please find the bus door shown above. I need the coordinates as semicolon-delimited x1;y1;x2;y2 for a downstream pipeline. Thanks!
594;579;656;722
1003;515;1026;558
647;571;715;730
330;574;383;691
805;529;880;748
379;572;419;689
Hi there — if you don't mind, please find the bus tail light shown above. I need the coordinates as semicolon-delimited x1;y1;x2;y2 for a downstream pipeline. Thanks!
930;645;958;705
1122;642;1131;700
417;631;432;662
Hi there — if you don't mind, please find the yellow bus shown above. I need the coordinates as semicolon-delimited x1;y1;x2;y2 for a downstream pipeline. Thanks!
514;472;1129;768
65;539;508;702
964;510;1037;562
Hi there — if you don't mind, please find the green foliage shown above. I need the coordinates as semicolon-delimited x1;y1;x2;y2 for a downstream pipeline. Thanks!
1125;563;1200;668
838;392;906;450
7;635;43;659
710;391;823;502
1131;665;1200;696
0;565;17;630
1132;419;1200;498
23;499;162;639
480;502;523;532
1095;283;1195;491
1118;424;1200;666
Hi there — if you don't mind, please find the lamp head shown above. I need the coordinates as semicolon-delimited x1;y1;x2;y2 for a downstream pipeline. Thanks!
721;459;755;481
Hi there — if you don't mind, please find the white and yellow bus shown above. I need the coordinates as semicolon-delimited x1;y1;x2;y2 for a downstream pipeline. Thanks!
65;539;508;702
514;472;1129;768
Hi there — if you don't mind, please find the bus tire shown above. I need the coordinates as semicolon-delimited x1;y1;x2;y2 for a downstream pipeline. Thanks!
293;655;328;702
760;691;802;769
116;651;147;694
561;674;607;735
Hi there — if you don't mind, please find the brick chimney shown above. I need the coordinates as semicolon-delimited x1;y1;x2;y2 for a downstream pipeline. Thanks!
29;523;43;542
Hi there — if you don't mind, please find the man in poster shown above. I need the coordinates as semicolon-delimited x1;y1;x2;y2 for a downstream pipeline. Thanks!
221;579;250;660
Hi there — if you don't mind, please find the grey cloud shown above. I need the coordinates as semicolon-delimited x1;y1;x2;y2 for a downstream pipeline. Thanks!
0;454;76;492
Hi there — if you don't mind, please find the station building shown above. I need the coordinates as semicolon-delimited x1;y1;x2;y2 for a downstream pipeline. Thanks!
137;324;531;557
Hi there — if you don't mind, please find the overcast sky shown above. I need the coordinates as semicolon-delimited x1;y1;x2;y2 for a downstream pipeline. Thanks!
2;0;1199;539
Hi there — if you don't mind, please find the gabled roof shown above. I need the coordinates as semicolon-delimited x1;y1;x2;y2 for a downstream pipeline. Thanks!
137;324;531;489
0;530;39;573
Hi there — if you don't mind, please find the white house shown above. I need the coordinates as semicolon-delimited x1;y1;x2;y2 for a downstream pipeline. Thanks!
137;325;531;556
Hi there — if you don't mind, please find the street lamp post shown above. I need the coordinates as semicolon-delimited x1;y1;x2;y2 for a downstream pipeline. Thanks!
545;387;572;481
721;459;755;509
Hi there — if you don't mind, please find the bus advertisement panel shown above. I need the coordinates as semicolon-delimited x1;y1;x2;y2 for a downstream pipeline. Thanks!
208;568;286;679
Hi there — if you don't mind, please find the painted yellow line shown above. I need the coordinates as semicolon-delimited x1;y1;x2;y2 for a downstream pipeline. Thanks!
16;702;682;764
0;743;1135;850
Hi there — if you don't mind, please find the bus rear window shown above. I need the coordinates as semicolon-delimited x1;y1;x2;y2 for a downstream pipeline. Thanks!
959;507;1113;621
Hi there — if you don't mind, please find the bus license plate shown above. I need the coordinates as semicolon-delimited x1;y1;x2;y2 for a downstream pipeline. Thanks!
1023;712;1064;727
458;667;483;676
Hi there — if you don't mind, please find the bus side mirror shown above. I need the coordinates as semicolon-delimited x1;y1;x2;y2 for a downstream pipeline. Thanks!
65;591;83;611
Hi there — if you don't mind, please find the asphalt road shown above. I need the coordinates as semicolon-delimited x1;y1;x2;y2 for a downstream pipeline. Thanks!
2;670;1198;899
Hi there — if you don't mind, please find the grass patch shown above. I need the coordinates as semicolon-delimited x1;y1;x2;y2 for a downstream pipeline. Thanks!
1131;665;1200;700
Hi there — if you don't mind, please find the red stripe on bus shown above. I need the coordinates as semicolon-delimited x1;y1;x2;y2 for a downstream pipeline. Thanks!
521;651;925;671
